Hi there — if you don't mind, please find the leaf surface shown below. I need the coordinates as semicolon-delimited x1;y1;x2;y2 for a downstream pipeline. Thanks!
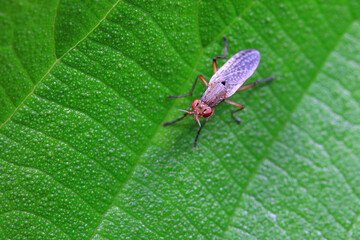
1;0;360;239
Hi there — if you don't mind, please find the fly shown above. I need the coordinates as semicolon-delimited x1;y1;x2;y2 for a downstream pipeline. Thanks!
163;36;274;148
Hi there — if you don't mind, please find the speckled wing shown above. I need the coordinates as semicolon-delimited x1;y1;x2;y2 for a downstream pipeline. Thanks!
209;49;260;98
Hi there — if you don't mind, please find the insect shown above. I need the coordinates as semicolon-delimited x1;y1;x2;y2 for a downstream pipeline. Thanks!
163;36;274;148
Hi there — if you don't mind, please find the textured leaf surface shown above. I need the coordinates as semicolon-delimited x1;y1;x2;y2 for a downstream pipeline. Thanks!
1;0;360;239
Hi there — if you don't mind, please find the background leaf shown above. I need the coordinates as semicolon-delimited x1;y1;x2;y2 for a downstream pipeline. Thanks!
1;0;360;239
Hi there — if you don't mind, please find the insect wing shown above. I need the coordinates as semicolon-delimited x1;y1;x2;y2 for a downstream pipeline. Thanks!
209;49;260;98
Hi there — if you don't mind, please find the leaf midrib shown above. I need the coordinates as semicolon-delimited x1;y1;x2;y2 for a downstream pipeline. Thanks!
88;0;258;238
3;0;356;238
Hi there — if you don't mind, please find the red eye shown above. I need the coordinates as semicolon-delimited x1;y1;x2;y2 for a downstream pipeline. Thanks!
191;99;200;109
203;107;213;117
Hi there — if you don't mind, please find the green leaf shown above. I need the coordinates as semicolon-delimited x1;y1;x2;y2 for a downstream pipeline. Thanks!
1;0;360;239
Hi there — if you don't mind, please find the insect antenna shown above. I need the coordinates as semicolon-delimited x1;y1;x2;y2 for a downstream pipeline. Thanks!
178;109;191;113
196;118;201;127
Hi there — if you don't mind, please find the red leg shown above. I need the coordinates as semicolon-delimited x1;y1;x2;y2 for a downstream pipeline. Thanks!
237;77;275;92
212;36;228;73
167;75;208;98
225;99;245;124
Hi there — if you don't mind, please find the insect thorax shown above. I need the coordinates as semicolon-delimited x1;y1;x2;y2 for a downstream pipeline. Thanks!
201;82;227;107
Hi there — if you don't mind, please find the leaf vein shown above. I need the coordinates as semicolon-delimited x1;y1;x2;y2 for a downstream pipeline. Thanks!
123;0;194;68
268;152;348;232
139;160;226;234
0;0;123;130
0;136;107;216
132;176;208;238
222;19;356;237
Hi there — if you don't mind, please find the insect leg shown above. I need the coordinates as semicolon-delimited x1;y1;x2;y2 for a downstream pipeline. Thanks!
163;113;189;126
237;77;275;92
167;75;208;98
193;120;207;149
212;36;228;73
224;99;245;124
